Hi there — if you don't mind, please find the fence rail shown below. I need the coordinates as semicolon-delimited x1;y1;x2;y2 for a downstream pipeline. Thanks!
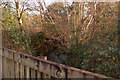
1;47;115;79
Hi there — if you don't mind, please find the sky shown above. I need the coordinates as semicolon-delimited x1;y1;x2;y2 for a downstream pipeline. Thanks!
2;0;119;2
27;0;73;15
1;0;119;15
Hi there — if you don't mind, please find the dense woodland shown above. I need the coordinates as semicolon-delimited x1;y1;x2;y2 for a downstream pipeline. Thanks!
0;1;120;79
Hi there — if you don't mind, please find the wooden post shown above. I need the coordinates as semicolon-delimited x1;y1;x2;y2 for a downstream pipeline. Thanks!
20;63;24;78
37;71;41;79
38;56;48;78
7;59;11;78
2;57;6;78
10;60;15;78
25;66;30;78
15;62;19;78
2;51;9;78
31;69;36;78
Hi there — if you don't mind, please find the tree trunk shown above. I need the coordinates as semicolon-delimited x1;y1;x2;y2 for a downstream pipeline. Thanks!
15;0;22;26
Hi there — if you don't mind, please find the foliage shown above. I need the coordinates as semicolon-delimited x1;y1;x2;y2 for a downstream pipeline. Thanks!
30;32;60;56
1;2;120;79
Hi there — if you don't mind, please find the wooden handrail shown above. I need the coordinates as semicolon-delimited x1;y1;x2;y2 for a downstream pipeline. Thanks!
1;47;115;79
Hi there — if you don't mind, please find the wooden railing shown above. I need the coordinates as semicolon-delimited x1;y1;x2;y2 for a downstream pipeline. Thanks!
1;47;115;79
